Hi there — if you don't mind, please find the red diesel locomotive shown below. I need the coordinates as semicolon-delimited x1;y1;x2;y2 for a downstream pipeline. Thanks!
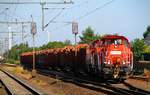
20;35;133;79
86;35;133;78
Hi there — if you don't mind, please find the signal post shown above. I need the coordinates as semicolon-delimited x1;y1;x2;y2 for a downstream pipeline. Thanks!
31;15;37;78
72;21;78;67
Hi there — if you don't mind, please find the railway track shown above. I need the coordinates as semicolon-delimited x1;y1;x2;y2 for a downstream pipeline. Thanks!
122;81;150;94
130;76;150;82
38;69;150;95
69;77;150;95
0;67;45;95
1;64;150;95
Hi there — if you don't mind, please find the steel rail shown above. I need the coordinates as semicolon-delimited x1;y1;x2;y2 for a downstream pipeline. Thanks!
0;67;45;95
122;81;150;95
129;76;150;82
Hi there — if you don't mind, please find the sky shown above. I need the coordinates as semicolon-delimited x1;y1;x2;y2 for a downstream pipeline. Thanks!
0;0;150;48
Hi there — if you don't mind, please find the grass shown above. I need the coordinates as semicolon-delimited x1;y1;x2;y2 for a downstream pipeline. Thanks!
144;69;150;77
33;79;47;86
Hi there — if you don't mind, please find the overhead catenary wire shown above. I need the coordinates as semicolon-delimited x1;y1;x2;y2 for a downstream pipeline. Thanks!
44;0;88;10
0;8;9;15
76;0;115;20
51;0;115;31
0;2;13;16
0;2;16;22
0;1;73;4
68;0;88;9
10;0;19;21
0;0;73;32
44;8;65;28
0;21;32;49
41;0;89;27
0;0;115;47
42;0;89;25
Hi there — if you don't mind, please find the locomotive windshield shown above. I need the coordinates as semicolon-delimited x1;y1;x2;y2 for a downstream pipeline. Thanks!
114;39;122;45
103;38;122;45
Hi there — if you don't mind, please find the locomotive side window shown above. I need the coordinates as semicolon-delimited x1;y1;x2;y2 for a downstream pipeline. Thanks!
124;40;129;47
104;40;111;45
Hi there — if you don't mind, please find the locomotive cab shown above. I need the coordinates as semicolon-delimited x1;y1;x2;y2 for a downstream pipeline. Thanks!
100;35;133;78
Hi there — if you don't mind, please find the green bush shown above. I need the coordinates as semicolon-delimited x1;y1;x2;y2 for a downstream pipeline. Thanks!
131;39;145;60
5;59;20;64
144;45;150;53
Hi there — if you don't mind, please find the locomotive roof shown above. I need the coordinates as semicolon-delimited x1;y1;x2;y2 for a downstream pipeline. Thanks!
101;35;128;41
91;35;129;45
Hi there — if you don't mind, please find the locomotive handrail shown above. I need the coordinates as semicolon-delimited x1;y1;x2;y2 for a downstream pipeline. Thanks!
138;61;150;64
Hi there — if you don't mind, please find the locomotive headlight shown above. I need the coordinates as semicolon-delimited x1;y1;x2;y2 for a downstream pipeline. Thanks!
108;60;110;64
123;61;126;65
